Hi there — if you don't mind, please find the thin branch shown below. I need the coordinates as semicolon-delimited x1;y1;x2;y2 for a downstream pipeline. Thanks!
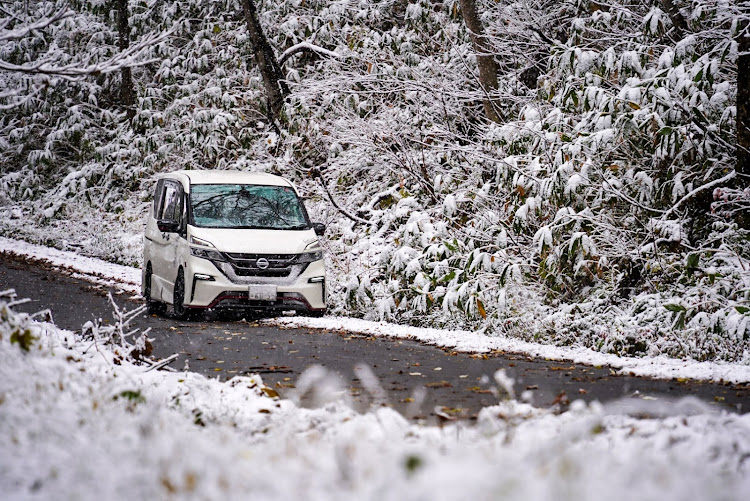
662;170;737;220
0;6;72;42
279;41;340;67
315;171;373;225
0;28;172;78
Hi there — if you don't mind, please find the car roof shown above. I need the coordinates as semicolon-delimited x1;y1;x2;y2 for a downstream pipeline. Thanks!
161;170;294;188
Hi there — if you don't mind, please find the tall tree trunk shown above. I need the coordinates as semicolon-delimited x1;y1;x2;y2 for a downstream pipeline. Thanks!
459;0;500;123
117;0;135;120
240;0;289;121
738;20;750;179
737;17;750;228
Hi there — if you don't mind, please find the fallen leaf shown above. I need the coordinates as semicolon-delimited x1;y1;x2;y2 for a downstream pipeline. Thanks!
262;387;279;398
425;381;451;388
439;407;464;415
551;391;569;406
467;386;493;394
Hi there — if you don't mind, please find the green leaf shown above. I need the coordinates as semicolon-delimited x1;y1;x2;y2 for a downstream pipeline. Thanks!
658;126;673;136
404;455;423;474
10;329;36;351
664;303;686;312
439;270;456;284
443;239;458;252
115;390;145;404
735;306;750;315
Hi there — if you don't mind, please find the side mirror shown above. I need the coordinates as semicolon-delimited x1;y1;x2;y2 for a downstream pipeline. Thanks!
157;220;180;233
312;222;326;236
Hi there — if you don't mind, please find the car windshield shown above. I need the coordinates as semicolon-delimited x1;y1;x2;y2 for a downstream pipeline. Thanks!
189;184;309;230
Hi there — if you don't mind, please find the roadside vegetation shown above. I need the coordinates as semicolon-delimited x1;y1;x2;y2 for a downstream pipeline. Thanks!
1;0;748;362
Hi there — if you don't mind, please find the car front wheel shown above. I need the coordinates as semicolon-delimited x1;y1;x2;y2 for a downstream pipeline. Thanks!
173;268;196;320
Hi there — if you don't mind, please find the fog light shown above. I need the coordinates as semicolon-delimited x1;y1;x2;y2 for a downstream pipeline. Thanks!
308;277;324;283
194;273;214;281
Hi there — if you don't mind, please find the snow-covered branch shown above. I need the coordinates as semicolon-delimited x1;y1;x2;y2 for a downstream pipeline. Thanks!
0;5;72;42
0;29;171;78
279;41;340;67
662;170;737;221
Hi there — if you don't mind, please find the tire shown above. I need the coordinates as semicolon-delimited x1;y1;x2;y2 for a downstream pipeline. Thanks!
144;264;166;316
305;309;326;318
173;268;194;320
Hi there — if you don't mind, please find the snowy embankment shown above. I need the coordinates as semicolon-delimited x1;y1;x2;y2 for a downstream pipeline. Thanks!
2;235;750;384
2;291;750;500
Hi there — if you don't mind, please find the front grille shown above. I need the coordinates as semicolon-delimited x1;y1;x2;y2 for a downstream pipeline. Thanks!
223;253;295;278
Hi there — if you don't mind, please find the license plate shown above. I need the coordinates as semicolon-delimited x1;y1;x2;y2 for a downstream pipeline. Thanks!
248;285;277;301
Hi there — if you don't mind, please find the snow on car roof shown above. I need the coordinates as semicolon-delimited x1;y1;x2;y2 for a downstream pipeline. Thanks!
164;170;293;187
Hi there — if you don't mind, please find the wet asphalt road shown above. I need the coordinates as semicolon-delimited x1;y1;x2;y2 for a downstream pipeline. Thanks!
2;251;749;422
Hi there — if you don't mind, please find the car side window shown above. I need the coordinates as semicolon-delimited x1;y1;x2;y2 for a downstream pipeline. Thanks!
153;179;165;216
159;181;183;223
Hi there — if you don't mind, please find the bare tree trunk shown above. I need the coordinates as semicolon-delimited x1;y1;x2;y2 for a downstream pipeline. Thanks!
117;0;135;120
459;0;500;123
737;17;750;228
738;21;750;179
240;0;289;121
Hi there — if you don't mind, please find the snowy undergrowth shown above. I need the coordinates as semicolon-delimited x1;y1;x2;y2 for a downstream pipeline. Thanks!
2;295;750;500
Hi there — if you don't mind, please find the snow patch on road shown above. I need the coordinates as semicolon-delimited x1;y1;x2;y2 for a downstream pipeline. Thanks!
0;236;141;295
271;316;750;384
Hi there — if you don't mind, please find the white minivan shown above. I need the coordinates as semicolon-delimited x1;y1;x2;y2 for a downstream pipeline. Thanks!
142;170;326;319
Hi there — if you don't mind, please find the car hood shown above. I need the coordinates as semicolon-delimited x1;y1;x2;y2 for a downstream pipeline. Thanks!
188;226;319;254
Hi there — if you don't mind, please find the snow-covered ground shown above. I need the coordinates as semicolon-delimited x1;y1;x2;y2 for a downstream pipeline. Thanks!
2;236;749;384
2;264;750;500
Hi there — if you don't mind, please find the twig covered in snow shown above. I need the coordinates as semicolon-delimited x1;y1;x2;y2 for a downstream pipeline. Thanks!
279;41;340;67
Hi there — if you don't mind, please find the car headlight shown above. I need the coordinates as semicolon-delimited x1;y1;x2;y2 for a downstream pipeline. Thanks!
190;235;215;247
190;247;225;261
293;250;323;264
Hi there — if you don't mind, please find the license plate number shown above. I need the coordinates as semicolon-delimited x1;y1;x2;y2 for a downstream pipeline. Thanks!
248;285;277;301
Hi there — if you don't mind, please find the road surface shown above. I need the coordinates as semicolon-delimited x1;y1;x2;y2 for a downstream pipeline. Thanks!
2;252;748;422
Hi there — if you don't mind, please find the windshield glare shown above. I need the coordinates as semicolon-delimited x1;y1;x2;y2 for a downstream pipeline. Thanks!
190;184;309;230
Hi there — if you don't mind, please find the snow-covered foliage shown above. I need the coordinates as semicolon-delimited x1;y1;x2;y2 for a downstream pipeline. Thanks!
3;293;750;500
1;1;748;361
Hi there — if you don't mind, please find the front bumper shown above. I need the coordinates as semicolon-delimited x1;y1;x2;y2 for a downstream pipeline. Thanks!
184;254;326;312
